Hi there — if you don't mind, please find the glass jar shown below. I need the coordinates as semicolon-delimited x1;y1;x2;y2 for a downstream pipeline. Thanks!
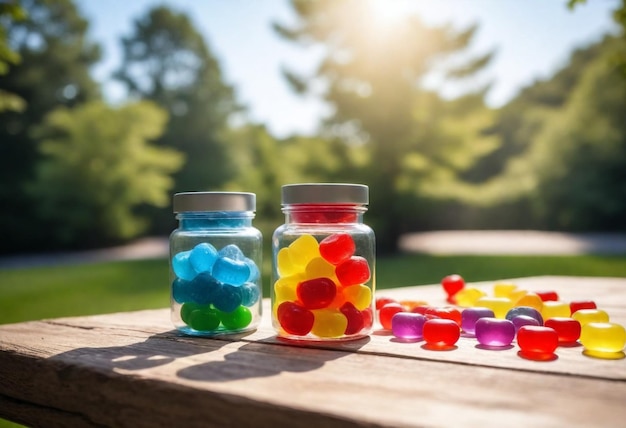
271;183;375;341
169;192;262;336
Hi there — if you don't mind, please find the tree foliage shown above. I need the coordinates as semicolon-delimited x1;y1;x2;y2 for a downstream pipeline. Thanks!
0;2;27;112
0;0;101;253
30;101;183;247
274;0;497;251
516;36;626;230
451;35;626;231
114;6;240;195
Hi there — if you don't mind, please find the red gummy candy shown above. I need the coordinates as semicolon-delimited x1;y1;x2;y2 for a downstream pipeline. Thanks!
379;302;405;330
423;319;460;347
340;302;365;335
569;300;597;315
536;290;559;302
376;297;398;310
544;317;581;343
277;301;314;336
517;325;558;356
441;274;465;298
297;277;337;309
336;256;371;286
410;305;431;315
425;307;462;326
362;307;374;329
319;233;356;265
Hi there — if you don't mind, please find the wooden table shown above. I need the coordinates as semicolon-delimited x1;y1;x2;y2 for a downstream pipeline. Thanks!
1;276;625;427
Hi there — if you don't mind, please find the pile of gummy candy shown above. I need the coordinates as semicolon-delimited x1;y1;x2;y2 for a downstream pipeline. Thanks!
171;243;260;332
378;274;626;360
273;233;373;338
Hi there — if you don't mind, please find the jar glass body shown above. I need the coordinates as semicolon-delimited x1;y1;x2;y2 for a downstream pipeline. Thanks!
170;211;262;336
271;204;375;341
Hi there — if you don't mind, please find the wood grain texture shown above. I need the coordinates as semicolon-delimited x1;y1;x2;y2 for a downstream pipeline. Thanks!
0;276;624;428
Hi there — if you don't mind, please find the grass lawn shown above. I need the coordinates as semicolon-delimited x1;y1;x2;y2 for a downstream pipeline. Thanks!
1;254;626;325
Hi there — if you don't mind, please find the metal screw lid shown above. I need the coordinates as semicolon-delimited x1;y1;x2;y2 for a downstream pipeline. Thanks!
173;192;256;212
281;183;368;205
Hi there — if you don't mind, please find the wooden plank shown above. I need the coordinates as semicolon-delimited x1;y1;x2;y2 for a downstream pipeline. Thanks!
0;276;624;427
1;317;625;428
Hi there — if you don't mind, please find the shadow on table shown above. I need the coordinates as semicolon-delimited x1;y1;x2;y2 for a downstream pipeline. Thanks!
49;330;371;383
177;335;371;382
48;330;242;372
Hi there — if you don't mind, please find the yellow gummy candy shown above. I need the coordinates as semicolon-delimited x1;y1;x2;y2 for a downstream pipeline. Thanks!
493;282;517;298
311;309;348;338
274;275;301;303
572;308;610;326
454;287;486;307
305;257;337;282
277;247;299;277
508;289;528;303
343;284;372;311
475;296;513;319
289;234;320;268
580;322;626;355
541;301;570;320
515;293;543;312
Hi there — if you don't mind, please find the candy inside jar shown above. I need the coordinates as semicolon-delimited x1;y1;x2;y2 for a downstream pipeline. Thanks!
271;183;375;341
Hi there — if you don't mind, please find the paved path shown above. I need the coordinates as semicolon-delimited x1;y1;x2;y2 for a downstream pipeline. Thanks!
399;230;626;255
0;237;169;269
1;231;626;269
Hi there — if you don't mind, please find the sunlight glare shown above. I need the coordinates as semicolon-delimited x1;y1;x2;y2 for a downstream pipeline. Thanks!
366;0;417;27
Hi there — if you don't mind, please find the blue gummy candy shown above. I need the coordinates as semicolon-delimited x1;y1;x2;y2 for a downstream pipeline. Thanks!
505;306;543;325
245;257;260;282
218;244;245;261
212;257;250;286
189;273;221;305
240;282;260;307
172;251;197;281
172;278;193;303
189;242;218;274
213;283;243;312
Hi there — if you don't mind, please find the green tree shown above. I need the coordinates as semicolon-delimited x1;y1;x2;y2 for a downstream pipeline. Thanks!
274;0;496;251
29;101;183;247
0;0;101;253
524;36;626;230
569;0;626;77
226;124;355;220
0;2;26;112
462;36;626;231
114;6;240;198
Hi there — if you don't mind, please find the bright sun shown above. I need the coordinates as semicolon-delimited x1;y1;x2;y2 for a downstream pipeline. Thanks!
366;0;417;27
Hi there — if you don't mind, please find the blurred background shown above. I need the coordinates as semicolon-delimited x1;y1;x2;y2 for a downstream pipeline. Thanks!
1;0;625;255
1;0;626;322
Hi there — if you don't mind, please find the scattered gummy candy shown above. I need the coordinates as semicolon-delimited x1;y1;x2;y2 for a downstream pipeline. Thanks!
378;274;626;361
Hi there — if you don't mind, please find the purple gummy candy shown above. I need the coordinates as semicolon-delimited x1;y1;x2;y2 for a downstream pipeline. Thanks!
391;312;427;340
511;314;541;332
475;317;516;347
461;307;495;335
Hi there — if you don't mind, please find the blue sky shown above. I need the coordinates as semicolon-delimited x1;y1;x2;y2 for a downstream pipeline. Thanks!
76;0;618;138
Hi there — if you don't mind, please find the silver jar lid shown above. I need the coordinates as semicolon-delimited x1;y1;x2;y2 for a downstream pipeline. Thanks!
281;183;368;204
173;192;256;212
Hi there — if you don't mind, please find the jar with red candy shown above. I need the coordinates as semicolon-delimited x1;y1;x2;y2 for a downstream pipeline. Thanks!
271;183;375;341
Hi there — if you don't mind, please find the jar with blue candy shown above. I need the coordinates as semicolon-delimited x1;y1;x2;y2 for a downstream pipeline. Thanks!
271;183;375;341
170;192;262;336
